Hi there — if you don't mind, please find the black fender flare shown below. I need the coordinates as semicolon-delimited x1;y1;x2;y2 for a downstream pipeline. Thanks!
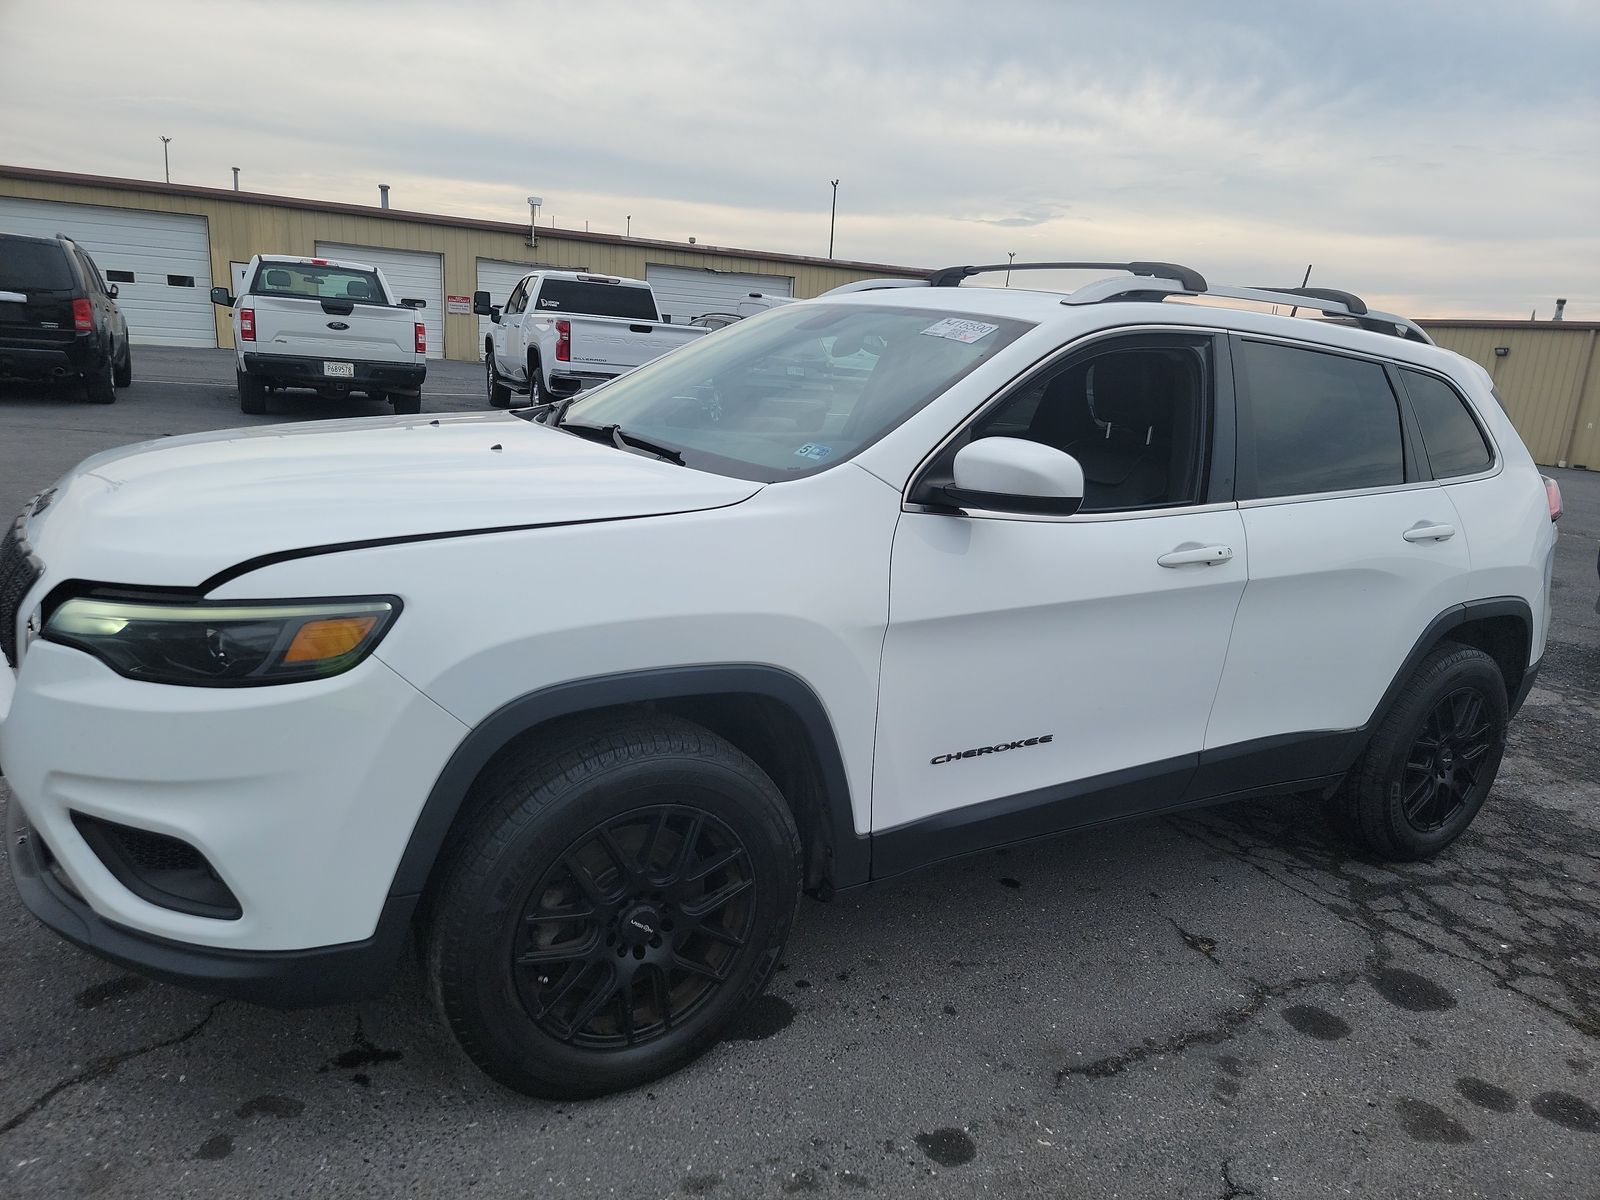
387;664;871;900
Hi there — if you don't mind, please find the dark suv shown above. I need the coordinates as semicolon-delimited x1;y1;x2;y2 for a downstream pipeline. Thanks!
0;233;131;403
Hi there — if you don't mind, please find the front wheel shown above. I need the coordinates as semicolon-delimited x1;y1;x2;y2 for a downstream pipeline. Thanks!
423;714;802;1099
487;353;512;408
1326;643;1507;861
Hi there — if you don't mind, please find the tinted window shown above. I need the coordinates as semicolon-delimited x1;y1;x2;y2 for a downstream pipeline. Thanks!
1239;341;1404;499
559;303;1032;481
534;279;658;320
1401;369;1493;478
251;263;386;303
0;239;75;290
970;341;1210;511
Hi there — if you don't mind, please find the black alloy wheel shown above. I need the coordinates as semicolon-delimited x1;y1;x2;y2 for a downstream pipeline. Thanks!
1400;686;1494;832
514;804;755;1047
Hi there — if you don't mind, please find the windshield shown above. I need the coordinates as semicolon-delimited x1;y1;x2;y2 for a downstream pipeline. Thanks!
559;303;1032;481
0;239;74;291
251;262;388;303
534;279;659;320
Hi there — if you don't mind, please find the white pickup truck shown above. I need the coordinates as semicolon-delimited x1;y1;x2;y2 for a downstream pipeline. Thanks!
475;270;708;408
210;254;428;416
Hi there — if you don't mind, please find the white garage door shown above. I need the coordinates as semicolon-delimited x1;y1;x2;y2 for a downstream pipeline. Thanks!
646;265;793;325
0;197;215;347
475;259;537;356
315;242;444;359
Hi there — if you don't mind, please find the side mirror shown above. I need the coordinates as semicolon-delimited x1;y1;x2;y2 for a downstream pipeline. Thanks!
471;290;493;315
400;297;426;309
210;286;235;307
942;438;1084;515
106;283;119;299
489;307;502;324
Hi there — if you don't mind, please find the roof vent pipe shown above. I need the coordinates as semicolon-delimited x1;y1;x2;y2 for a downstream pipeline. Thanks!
1553;298;1566;321
379;184;390;209
231;167;240;191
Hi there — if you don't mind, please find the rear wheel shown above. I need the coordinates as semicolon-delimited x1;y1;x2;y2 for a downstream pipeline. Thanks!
113;341;132;388
423;714;801;1099
392;391;422;415
487;352;512;408
1326;643;1507;860
528;356;551;407
83;353;116;404
238;369;267;414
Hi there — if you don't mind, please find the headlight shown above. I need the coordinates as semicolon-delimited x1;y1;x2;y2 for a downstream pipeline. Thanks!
43;596;399;686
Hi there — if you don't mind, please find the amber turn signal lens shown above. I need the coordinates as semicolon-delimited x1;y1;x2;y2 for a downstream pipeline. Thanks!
282;616;379;664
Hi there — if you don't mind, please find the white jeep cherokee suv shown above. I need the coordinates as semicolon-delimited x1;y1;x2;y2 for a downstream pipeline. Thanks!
0;260;1559;1099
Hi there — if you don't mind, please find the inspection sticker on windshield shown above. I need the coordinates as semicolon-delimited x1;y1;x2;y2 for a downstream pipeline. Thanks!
921;318;999;344
794;443;832;461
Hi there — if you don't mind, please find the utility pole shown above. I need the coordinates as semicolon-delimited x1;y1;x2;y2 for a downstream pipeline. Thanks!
160;135;172;183
1006;251;1016;286
828;179;840;258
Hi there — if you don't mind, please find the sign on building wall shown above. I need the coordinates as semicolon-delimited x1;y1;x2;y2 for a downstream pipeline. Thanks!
447;294;471;315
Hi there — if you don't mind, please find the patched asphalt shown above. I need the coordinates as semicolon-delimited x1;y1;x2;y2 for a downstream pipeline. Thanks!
2;349;1597;1198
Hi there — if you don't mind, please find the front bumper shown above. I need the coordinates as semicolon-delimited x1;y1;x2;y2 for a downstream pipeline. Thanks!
7;798;415;1007
241;351;425;393
0;639;466;956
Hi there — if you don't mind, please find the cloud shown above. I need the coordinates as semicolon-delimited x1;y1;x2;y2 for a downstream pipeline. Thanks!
0;0;1595;318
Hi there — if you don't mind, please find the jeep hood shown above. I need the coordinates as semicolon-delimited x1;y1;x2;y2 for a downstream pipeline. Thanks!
24;411;762;589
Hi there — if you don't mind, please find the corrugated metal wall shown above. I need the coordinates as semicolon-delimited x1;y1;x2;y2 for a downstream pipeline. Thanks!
0;175;904;362
1423;324;1600;468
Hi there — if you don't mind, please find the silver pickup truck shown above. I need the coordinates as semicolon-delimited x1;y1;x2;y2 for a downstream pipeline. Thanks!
475;270;708;407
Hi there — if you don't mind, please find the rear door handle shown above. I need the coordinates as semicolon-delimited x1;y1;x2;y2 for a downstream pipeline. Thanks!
1157;544;1234;568
1403;523;1456;543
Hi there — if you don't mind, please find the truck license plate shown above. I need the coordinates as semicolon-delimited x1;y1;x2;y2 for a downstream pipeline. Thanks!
323;361;354;378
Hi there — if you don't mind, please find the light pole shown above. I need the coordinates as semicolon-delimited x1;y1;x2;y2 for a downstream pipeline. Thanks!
1006;251;1016;286
160;135;172;183
828;179;839;258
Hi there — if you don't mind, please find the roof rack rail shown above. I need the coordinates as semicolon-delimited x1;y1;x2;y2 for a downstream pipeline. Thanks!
927;260;1208;293
1059;275;1432;345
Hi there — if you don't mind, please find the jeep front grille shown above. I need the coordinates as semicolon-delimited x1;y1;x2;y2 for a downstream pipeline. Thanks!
0;513;44;668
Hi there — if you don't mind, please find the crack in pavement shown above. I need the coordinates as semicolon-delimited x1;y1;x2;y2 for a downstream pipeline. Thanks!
1055;962;1363;1085
1220;1158;1258;1199
0;1000;225;1136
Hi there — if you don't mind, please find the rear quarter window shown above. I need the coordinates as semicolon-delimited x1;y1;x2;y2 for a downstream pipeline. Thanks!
1237;339;1406;499
1400;369;1494;478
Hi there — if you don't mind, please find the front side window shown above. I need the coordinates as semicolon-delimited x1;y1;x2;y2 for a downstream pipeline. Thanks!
557;303;1033;481
1400;369;1494;478
1238;340;1404;499
251;263;387;304
504;279;528;315
966;338;1211;511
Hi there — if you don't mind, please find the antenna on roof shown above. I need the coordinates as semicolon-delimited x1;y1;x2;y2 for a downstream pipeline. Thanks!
1289;264;1312;318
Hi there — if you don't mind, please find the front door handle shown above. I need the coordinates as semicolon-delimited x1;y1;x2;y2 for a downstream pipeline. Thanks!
1157;544;1234;568
1403;523;1456;543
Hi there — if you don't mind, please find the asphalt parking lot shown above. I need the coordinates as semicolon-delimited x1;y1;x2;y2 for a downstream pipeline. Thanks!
1;348;1597;1199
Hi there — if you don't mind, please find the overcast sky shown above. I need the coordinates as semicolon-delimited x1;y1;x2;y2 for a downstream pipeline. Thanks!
2;0;1596;318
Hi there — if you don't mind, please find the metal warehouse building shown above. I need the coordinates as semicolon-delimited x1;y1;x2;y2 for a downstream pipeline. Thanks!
2;163;1595;469
0;164;919;364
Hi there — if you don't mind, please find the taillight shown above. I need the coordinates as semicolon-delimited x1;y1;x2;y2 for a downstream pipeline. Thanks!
415;322;426;354
555;318;571;363
1543;475;1563;521
239;308;256;341
71;298;93;332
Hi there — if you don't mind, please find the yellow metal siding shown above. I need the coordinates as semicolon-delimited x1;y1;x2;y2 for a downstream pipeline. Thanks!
0;176;894;361
1424;325;1600;467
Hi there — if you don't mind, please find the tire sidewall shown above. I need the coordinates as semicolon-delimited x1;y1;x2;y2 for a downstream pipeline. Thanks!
1367;649;1508;857
439;751;797;1097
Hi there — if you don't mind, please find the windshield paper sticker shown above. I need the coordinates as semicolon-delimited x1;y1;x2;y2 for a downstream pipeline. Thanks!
921;318;999;344
795;443;832;461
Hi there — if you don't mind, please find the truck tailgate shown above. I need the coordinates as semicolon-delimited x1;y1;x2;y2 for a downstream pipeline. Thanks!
249;295;414;363
567;316;708;372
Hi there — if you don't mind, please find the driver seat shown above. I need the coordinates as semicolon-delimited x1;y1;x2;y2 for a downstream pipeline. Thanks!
1065;354;1168;508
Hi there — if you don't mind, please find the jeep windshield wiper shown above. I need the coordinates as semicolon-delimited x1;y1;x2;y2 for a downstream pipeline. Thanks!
560;421;685;466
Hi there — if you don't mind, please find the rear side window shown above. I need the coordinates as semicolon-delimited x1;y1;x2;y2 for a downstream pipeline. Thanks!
0;239;75;291
1400;369;1493;478
1238;340;1405;499
534;279;658;321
